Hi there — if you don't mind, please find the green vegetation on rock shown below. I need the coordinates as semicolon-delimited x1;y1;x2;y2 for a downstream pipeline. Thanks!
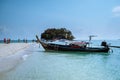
41;28;74;40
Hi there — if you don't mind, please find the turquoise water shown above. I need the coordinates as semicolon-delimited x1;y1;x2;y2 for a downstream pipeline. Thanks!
0;40;120;80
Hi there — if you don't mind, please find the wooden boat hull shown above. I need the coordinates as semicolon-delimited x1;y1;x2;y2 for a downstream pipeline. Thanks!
36;35;109;53
42;43;109;52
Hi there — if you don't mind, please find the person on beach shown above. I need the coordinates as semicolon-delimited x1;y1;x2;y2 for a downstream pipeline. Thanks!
25;39;27;43
4;38;6;43
23;39;25;43
7;38;11;44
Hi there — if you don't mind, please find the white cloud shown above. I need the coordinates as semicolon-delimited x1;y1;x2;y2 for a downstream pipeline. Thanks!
112;6;120;17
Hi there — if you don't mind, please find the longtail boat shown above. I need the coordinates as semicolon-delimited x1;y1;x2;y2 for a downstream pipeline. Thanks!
36;35;110;52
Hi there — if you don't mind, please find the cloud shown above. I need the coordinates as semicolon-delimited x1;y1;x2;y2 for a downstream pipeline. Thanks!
112;6;120;17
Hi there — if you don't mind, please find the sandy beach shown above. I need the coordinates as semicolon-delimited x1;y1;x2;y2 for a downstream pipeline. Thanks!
0;43;33;73
0;43;30;57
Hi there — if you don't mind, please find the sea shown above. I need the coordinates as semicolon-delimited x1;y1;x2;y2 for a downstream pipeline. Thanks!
0;40;120;80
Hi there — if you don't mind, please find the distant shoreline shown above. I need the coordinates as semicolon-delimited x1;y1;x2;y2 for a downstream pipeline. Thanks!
0;40;34;43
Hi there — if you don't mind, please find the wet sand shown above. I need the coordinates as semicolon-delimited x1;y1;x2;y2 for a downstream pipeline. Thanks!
0;43;30;57
0;43;33;73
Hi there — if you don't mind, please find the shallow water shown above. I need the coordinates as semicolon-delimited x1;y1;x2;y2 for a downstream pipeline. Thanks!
0;40;120;80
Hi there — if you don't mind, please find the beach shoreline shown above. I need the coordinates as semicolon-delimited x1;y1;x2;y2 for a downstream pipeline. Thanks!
0;43;35;73
0;43;30;57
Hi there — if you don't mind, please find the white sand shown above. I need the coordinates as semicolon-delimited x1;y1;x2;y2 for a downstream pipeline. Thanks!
0;43;33;73
0;43;30;57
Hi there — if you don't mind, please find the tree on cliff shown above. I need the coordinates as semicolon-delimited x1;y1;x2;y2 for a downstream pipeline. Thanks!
41;28;75;40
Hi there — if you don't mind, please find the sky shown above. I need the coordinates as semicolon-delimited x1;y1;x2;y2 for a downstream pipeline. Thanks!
0;0;120;40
